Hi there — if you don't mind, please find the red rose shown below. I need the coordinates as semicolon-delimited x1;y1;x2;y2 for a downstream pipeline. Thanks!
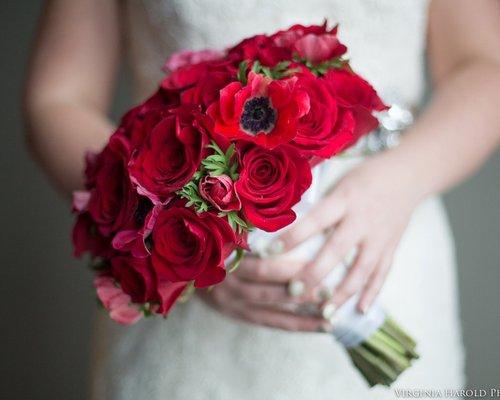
72;213;112;259
162;55;236;107
235;143;312;232
87;135;137;237
161;62;207;90
181;68;234;110
208;72;310;149
291;73;356;158
227;34;290;66
151;203;237;288
325;69;387;137
111;255;157;304
199;174;241;212
129;107;209;201
118;88;180;149
163;49;224;73
162;59;236;110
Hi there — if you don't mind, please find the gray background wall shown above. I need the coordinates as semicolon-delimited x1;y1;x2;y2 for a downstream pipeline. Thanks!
1;2;499;399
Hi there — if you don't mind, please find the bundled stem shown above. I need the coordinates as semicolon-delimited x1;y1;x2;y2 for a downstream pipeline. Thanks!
346;317;419;387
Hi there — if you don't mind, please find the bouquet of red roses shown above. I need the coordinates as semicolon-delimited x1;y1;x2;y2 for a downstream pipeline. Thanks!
72;22;417;387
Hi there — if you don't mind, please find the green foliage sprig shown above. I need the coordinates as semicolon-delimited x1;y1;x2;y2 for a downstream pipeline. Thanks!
221;210;252;234
238;60;300;83
176;142;251;234
177;181;209;213
202;142;239;180
177;141;239;213
293;54;349;76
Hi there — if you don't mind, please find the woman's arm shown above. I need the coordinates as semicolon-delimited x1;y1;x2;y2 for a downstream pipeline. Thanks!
391;0;500;199
23;0;121;196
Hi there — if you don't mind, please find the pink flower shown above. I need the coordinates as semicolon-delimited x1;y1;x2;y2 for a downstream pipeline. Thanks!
294;33;346;64
72;191;91;212
94;275;143;325
163;49;224;73
199;174;241;212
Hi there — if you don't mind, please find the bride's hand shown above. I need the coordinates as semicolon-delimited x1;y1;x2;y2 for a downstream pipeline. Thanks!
198;255;329;332
277;153;425;314
199;152;424;330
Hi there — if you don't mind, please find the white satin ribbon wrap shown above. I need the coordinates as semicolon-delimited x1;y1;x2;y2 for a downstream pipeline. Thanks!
244;161;386;348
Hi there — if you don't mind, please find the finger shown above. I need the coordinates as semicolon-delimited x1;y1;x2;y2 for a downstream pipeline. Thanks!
224;273;289;304
238;305;329;332
295;219;360;295
330;244;380;309
277;193;347;252
235;255;305;283
202;284;329;332
357;247;395;313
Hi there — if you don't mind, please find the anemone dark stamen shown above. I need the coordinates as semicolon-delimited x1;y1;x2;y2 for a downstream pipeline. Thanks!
240;96;277;135
134;197;153;226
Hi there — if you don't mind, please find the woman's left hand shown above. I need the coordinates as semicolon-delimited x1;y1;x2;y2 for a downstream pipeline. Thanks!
276;152;425;314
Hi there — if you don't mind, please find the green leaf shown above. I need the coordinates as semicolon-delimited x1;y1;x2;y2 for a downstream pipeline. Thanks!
274;60;291;71
225;143;235;162
141;302;155;317
251;60;261;73
281;67;301;77
225;211;250;233
178;281;196;303
291;53;349;76
202;141;239;178
306;57;349;76
176;180;210;213
192;170;203;181
261;66;273;78
177;141;240;213
237;60;248;84
207;142;226;157
227;248;245;273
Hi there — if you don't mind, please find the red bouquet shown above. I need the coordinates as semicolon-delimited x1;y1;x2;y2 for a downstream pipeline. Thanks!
72;23;417;386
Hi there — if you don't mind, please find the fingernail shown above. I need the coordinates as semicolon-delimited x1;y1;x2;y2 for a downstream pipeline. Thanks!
267;240;284;255
359;303;369;314
287;279;305;298
343;247;358;268
321;303;337;322
317;321;333;333
317;287;333;302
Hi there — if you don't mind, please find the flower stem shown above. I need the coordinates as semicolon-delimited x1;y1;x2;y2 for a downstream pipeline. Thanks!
345;316;419;387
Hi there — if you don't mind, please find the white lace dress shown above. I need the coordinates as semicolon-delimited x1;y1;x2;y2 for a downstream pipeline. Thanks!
90;1;465;398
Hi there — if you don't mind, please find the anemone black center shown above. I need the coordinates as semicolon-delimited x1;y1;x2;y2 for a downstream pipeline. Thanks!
240;96;276;135
134;197;153;226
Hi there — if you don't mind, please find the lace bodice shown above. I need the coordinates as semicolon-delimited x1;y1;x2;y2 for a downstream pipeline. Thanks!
124;0;430;107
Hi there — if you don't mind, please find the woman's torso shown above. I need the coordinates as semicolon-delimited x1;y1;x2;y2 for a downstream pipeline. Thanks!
90;2;465;399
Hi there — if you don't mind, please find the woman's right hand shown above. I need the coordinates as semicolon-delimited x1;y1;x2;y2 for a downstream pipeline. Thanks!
198;255;329;332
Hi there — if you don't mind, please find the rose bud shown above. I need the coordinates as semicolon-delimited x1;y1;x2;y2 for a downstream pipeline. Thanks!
198;174;241;212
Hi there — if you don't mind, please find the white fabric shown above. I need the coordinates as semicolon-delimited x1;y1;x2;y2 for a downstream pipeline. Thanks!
91;1;465;398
